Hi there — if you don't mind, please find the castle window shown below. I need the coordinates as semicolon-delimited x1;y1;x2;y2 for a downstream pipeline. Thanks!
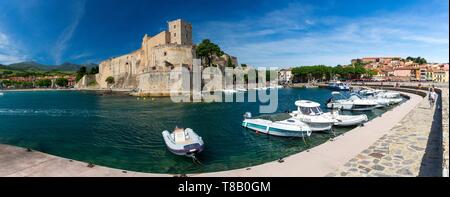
174;33;176;37
164;52;167;56
174;25;176;29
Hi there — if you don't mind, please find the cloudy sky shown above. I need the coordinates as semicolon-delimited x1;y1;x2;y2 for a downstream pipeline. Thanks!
0;0;448;67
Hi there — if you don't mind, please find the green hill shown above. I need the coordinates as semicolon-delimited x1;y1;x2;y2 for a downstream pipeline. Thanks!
0;62;98;77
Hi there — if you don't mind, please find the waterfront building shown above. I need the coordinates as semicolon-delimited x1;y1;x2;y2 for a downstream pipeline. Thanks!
77;19;238;94
433;69;449;83
278;69;293;84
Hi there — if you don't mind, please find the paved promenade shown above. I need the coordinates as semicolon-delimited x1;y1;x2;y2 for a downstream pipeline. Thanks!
442;89;449;177
331;88;447;177
0;89;443;177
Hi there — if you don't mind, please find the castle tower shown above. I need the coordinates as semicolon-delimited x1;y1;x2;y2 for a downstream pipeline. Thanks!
168;19;192;45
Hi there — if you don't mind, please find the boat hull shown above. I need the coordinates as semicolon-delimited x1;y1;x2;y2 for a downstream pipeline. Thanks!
162;130;204;156
242;119;311;138
332;114;368;126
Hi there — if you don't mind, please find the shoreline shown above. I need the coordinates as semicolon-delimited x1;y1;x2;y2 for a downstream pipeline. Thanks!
0;87;432;177
1;88;77;92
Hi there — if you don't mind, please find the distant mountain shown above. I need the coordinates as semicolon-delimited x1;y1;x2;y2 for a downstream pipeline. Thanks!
52;62;98;71
7;61;48;71
4;61;98;72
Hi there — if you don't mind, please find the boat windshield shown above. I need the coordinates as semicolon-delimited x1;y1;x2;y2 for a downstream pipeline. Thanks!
300;107;323;115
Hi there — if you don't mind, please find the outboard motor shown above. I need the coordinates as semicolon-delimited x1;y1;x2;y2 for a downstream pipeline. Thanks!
244;112;252;119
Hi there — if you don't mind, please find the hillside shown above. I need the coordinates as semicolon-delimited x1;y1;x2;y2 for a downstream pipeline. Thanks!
2;61;98;73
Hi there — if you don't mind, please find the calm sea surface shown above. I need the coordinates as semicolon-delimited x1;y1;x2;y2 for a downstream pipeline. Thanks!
0;88;399;173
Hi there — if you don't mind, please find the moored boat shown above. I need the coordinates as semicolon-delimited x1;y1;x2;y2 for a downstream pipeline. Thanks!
162;127;204;157
326;109;368;127
290;100;336;132
327;92;378;111
328;81;350;91
242;112;312;138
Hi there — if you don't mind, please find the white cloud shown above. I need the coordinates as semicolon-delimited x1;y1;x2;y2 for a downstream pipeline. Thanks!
51;0;86;64
196;3;449;67
0;32;27;64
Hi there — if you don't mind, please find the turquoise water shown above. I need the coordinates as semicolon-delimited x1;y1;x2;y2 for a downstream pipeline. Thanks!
0;88;397;173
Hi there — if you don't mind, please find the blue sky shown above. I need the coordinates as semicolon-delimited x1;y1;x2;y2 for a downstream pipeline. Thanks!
0;0;448;67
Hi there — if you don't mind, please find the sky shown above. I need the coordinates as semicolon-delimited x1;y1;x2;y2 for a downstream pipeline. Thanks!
0;0;448;67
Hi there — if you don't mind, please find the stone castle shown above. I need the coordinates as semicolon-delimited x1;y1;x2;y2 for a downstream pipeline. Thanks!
77;19;238;95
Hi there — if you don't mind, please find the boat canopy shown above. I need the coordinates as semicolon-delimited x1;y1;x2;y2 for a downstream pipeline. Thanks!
295;100;320;108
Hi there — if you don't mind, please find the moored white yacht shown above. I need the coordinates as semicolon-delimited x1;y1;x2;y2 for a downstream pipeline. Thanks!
242;112;312;138
327;92;378;111
290;100;336;132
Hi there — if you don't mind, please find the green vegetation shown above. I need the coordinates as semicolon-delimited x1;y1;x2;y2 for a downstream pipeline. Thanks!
0;80;33;89
406;56;427;65
226;55;236;68
291;64;375;82
88;81;98;86
90;66;99;74
35;79;52;87
196;39;224;67
55;78;69;87
241;64;248;68
105;76;115;87
76;66;87;82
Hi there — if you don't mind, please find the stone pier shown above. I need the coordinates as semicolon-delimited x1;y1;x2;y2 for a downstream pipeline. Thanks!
331;88;448;177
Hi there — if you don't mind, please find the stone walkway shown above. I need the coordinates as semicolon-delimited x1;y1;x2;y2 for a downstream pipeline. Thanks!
331;89;447;177
442;89;449;177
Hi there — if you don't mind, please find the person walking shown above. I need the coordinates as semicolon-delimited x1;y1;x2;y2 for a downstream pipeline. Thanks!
429;89;438;109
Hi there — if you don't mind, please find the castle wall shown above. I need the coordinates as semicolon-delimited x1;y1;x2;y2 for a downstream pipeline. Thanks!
168;19;192;45
84;19;238;94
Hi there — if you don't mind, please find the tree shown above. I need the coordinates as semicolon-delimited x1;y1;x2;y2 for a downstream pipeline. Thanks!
105;76;115;88
76;66;87;82
196;39;224;67
2;70;13;75
241;64;248;68
226;55;235;68
90;66;99;74
35;79;52;88
55;78;69;87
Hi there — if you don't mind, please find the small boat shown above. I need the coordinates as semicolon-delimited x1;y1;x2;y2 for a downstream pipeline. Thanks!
290;100;337;132
349;93;390;108
328;81;350;91
222;89;238;94
236;88;247;92
242;112;312;138
162;127;204;156
326;109;368;127
327;92;378;111
304;84;318;88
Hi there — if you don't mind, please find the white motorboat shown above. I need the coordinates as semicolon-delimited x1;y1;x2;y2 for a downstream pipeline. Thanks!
349;93;390;108
357;89;403;106
325;109;368;127
222;89;238;94
236;88;247;92
328;81;350;91
242;112;312;138
290;100;336;132
162;127;204;157
327;92;378;111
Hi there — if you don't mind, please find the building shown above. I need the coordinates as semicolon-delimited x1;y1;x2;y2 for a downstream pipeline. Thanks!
352;57;401;64
392;67;419;81
278;69;293;84
433;69;449;83
80;19;238;94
